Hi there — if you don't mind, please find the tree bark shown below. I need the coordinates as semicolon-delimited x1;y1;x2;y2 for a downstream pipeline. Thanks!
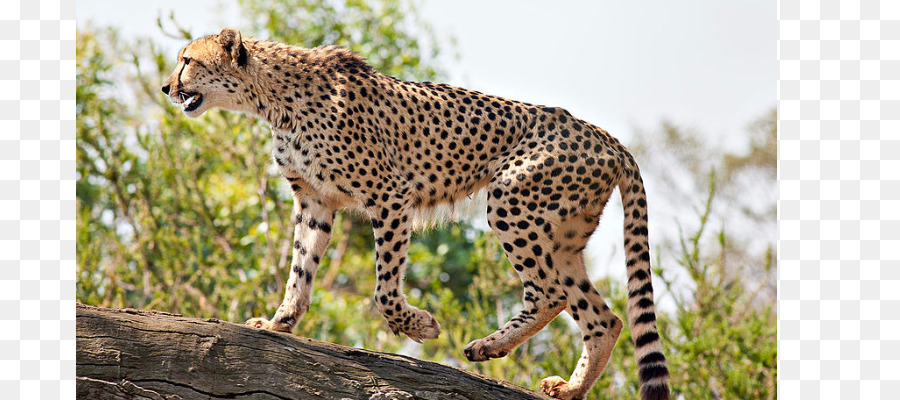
76;304;547;400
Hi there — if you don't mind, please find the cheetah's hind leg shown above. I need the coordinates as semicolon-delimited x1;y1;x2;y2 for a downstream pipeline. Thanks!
463;179;568;362
538;213;623;400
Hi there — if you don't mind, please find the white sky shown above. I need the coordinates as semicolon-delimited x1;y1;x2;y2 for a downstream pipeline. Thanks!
77;0;775;300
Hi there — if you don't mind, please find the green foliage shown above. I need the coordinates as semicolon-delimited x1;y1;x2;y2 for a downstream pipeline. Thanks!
659;176;776;399
77;2;775;398
237;0;446;81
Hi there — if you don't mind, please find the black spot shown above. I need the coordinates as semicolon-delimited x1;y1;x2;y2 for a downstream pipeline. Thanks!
631;269;649;282
578;280;591;292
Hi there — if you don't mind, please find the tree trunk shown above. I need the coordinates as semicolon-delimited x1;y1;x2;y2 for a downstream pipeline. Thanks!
76;304;547;400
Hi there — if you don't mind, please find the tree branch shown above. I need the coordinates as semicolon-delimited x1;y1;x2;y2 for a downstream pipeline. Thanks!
76;304;547;400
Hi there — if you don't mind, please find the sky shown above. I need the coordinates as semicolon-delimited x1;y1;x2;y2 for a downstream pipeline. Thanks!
76;0;775;293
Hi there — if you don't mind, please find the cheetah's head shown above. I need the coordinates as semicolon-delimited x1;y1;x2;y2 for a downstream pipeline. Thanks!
162;28;249;118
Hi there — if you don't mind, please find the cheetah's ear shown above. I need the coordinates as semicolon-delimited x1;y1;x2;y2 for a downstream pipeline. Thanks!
219;28;248;67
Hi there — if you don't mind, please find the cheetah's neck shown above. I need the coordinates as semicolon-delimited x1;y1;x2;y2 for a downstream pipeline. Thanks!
240;40;375;133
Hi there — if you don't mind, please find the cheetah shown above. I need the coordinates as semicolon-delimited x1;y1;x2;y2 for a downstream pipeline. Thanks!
162;28;670;400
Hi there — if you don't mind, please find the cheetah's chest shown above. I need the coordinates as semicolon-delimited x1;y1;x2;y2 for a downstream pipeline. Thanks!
270;127;365;206
271;130;326;185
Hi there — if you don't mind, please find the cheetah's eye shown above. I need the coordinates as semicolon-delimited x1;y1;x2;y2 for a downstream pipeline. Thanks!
183;57;191;65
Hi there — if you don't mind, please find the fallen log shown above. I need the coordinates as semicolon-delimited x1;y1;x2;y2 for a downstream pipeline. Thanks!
76;304;547;400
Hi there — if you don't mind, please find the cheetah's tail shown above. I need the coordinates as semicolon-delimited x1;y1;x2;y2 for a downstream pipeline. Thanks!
619;159;670;400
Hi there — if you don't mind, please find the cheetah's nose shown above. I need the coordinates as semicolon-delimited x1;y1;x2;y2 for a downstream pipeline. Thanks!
161;84;170;95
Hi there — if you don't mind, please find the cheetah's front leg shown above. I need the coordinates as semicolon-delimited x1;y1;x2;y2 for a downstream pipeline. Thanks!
371;208;440;342
246;185;335;333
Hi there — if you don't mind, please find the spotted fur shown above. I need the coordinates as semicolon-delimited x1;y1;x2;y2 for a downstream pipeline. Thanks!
162;28;670;400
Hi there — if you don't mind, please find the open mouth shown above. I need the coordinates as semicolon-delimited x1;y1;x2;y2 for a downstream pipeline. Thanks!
179;92;203;112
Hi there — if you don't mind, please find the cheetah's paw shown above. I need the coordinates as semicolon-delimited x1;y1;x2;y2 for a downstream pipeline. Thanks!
245;317;293;333
463;337;509;362
540;376;584;400
394;308;441;342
